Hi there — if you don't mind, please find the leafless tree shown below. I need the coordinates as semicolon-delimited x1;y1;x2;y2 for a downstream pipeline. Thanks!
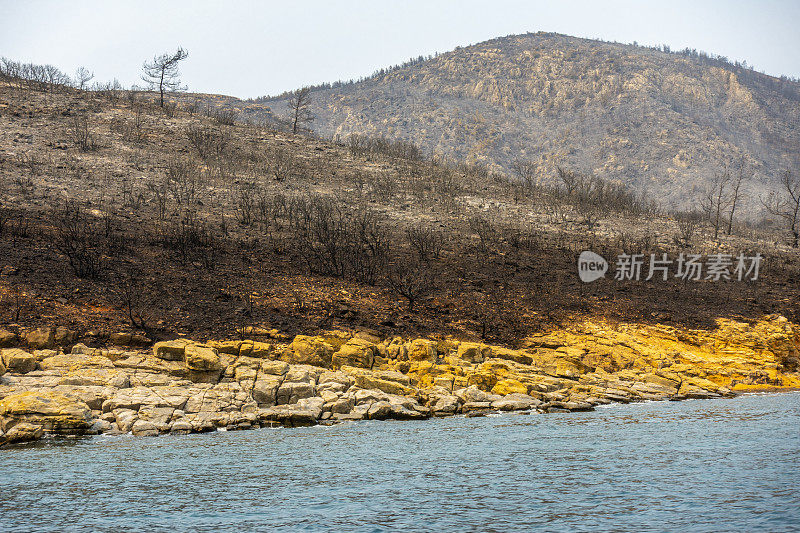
69;113;96;152
386;256;433;311
762;170;800;247
726;157;751;235
74;66;94;90
141;47;189;108
701;168;732;241
112;265;156;330
287;86;314;134
405;223;445;262
511;158;537;190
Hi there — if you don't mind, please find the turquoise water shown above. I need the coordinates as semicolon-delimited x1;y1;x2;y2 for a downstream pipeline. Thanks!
2;392;799;532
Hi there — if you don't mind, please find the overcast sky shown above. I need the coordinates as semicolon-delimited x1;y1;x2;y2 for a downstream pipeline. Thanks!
2;0;799;98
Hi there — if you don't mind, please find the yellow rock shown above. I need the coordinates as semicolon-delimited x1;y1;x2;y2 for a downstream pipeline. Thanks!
1;348;37;374
0;391;93;434
184;344;222;372
492;379;528;396
332;338;375;369
207;340;244;355
287;336;333;368
344;367;416;396
457;342;490;363
406;339;437;362
153;339;191;361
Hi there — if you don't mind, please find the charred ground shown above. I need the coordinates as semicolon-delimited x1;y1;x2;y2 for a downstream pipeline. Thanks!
1;80;799;346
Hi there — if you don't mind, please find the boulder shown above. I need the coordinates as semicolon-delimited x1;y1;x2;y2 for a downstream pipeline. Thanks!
108;332;132;346
354;330;382;344
462;401;493;412
1;348;37;374
406;339;437;362
493;347;533;365
249;341;274;359
207;340;244;355
258;405;318;427
458;342;491;363
261;360;289;375
367;401;393;420
431;394;460;416
0;391;93;434
0;328;18;348
276;381;315;405
54;327;77;347
332;338;375;369
24;327;55;349
1;422;44;445
113;408;138;432
286;335;333;368
456;385;497;404
169;419;193;434
347;368;415;396
252;374;283;406
491;393;541;411
153;339;191;361
492;379;529;396
325;397;354;414
131;419;159;436
184;344;222;372
137;406;174;427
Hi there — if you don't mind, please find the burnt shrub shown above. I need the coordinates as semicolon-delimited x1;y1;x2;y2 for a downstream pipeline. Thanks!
52;201;108;279
288;195;390;285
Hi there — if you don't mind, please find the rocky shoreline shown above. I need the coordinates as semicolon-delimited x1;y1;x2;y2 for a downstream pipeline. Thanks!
1;316;798;446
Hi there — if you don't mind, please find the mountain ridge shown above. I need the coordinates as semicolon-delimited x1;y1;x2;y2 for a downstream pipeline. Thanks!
214;32;800;215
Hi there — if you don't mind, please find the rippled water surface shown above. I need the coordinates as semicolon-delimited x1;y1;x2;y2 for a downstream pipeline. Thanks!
3;392;799;532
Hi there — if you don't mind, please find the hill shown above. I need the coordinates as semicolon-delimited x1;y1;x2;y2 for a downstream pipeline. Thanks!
249;32;800;214
0;55;799;347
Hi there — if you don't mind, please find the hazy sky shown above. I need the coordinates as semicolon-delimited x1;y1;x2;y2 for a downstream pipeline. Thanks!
2;0;799;98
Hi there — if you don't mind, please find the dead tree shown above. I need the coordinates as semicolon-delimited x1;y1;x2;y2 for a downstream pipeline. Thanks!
386;256;433;311
74;67;94;90
701;168;732;241
726;157;751;235
141;47;188;107
511;158;537;190
762;170;800;247
287;86;314;134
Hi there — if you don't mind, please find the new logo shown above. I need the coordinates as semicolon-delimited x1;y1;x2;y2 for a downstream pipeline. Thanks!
578;251;608;282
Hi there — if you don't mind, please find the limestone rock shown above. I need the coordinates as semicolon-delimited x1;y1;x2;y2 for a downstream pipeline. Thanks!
406;339;437;362
0;329;18;348
184;344;222;372
0;391;93;434
153;339;191;361
24;327;55;349
1;422;44;444
131;419;159;436
332;338;376;370
1;348;37;374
